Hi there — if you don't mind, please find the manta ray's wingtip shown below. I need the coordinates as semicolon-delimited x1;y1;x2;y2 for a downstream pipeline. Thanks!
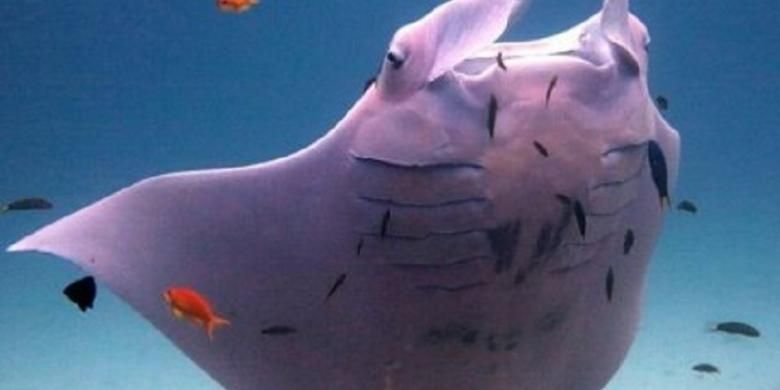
7;238;30;252
7;235;42;253
6;227;59;255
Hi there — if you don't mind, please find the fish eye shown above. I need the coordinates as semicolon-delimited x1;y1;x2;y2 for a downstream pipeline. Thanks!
386;51;404;70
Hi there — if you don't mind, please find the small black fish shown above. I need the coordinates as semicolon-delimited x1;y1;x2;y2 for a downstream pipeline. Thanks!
545;75;558;108
487;94;498;139
533;141;549;157
573;200;586;237
677;200;698;214
325;273;346;301
496;52;507;71
2;197;53;212
623;229;635;255
356;238;364;256
647;140;670;208
692;363;719;374
380;209;391;237
605;267;614;302
261;325;297;335
655;95;669;111
713;321;760;337
554;194;572;206
62;276;96;312
363;76;377;92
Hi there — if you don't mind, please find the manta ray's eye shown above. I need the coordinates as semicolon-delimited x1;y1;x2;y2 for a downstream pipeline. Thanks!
386;51;405;70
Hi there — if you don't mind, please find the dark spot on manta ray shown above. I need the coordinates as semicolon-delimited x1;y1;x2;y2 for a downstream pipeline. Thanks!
513;268;527;285
421;323;477;346
647;140;670;208
487;94;498;139
655;95;669;111
2;197;53;213
623;229;635;255
530;200;572;264
573;200;586;238
532;224;553;259
533;141;549;157
605;267;615;302
550;205;572;249
496;51;507;71
692;363;719;374
545;75;558;108
712;321;760;337
461;329;479;345
486;333;498;351
423;326;519;352
677;200;698;214
261;325;297;335
537;307;567;333
63;276;96;312
325;273;346;301
422;329;446;345
416;281;487;293
356;238;364;256
487;220;521;274
384;360;401;370
380;209;391;238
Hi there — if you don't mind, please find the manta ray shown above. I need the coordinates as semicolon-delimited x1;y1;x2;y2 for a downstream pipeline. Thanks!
8;0;680;389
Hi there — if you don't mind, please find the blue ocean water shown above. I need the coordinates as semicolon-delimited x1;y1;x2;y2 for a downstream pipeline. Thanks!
1;1;777;389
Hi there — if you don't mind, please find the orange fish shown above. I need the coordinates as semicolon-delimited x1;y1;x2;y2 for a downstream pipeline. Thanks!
217;0;259;13
163;287;230;340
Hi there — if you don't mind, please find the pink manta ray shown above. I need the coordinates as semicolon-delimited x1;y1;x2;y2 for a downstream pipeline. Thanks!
9;0;680;389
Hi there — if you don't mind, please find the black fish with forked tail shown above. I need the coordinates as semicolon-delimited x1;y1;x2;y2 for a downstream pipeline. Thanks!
1;197;53;213
712;321;760;337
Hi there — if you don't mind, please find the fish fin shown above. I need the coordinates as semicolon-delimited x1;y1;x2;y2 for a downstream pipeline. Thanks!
207;316;231;340
172;307;184;318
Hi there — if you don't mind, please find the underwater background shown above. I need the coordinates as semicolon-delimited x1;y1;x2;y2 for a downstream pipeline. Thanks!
0;0;777;389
